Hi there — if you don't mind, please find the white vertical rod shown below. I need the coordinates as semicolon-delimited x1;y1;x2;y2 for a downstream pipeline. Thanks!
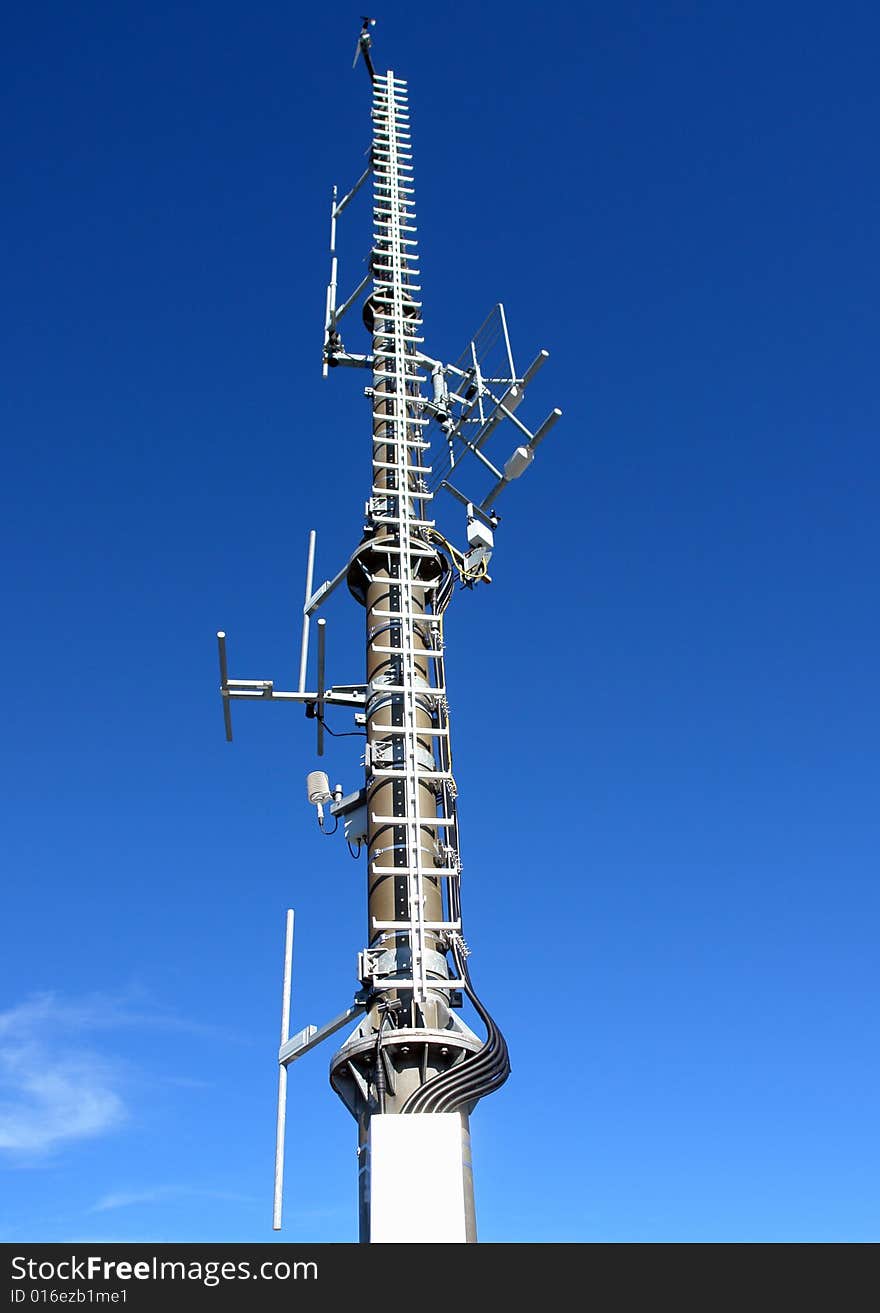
329;256;338;323
323;187;339;379
498;302;516;384
328;186;339;325
298;530;317;693
272;908;295;1231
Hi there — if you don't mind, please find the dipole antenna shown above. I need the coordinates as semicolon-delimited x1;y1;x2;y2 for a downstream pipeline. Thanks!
217;20;561;1243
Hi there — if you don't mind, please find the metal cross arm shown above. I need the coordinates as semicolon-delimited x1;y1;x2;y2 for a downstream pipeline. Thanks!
278;1000;367;1068
324;351;374;370
216;631;365;744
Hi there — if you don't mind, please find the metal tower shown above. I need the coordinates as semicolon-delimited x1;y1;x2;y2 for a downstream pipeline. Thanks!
217;21;560;1243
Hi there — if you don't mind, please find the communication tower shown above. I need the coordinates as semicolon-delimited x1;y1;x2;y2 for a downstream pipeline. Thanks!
217;20;561;1242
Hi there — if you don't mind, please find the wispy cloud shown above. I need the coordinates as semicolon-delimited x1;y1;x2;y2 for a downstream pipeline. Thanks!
91;1186;256;1213
0;997;127;1158
0;990;230;1041
0;990;224;1163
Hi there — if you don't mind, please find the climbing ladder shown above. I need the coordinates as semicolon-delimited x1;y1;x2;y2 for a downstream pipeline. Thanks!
365;72;459;1011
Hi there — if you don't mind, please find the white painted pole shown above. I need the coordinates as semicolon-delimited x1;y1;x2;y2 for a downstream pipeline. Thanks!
272;908;295;1231
298;531;317;693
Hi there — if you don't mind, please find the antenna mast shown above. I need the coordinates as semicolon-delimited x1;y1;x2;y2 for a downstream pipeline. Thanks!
217;21;561;1243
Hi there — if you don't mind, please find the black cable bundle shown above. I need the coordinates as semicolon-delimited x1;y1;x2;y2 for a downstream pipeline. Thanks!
400;880;510;1114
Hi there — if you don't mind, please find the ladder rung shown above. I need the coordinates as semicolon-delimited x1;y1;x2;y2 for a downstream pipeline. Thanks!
370;314;425;326
370;442;431;453
368;289;422;304
365;546;439;558
370;609;436;620
372;920;461;931
368;522;436;533
371;345;425;352
370;313;424;326
371;814;454;825
369;360;424;372
368;681;444;693
371;292;423;305
370;516;435;528
371;369;425;380
370;435;430;448
370;467;433;477
370;725;448;737
370;645;443;657
370;866;459;879
371;391;424;400
371;768;452;780
371;416;429;427
370;421;427;430
372;282;422;292
370;862;457;874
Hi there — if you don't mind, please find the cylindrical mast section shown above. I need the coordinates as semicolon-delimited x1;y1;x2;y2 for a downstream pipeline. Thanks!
329;70;479;1242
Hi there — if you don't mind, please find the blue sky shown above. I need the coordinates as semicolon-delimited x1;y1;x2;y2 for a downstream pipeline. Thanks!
2;1;878;1243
